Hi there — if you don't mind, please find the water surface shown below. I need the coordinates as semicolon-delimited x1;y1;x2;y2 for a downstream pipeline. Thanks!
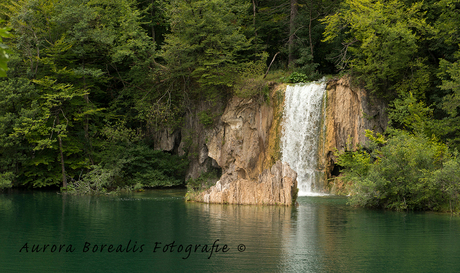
1;190;459;272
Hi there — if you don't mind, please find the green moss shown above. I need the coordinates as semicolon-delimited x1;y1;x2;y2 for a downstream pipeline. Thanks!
268;87;285;167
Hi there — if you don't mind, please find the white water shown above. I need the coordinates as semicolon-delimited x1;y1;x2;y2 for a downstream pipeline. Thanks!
281;80;327;196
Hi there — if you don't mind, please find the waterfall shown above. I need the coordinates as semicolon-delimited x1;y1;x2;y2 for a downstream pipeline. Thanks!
281;80;327;196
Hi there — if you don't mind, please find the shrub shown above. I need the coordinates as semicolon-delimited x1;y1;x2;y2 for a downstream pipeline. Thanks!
186;168;221;191
0;172;14;190
198;110;215;128
65;143;189;194
285;72;310;83
338;130;455;211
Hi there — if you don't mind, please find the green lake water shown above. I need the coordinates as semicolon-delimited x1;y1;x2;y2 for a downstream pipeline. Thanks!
1;189;460;272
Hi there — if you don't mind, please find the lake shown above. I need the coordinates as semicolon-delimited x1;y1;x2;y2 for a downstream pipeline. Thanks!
1;189;459;272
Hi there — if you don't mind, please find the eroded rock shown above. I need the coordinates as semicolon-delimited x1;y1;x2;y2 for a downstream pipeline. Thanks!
318;76;388;193
191;160;297;205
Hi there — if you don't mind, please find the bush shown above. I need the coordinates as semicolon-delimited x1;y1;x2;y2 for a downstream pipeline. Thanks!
0;172;14;190
424;157;460;212
198;110;216;128
186;168;221;191
285;72;310;83
233;77;269;101
65;143;189;194
338;130;455;211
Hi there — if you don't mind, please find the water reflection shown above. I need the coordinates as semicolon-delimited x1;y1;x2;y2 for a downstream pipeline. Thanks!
184;202;295;271
1;190;460;272
284;196;460;273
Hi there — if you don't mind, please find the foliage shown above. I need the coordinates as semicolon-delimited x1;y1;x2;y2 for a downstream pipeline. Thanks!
284;72;310;83
64;165;114;195
436;51;460;150
322;0;432;98
0;23;12;77
424;156;460;213
81;122;188;192
282;70;324;83
234;77;269;100
186;168;221;191
388;92;434;136
339;87;460;211
0;77;72;187
160;0;258;91
0;172;14;189
439;57;460;117
0;0;160;190
232;53;270;101
66;142;189;194
2;0;460;200
337;130;456;211
198;110;215;128
295;48;320;79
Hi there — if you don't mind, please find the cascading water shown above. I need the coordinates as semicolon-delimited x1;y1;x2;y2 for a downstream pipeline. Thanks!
281;80;327;196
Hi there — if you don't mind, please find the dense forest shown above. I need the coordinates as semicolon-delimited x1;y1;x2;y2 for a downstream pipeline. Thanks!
1;0;460;211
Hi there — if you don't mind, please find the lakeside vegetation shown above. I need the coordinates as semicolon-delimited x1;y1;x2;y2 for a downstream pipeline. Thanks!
0;0;460;211
323;0;460;212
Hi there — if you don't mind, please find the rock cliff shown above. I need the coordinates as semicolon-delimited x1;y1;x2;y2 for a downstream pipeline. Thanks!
153;75;387;201
318;76;388;193
189;160;297;205
184;86;298;206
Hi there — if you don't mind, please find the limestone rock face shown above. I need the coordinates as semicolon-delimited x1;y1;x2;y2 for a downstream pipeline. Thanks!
325;76;387;151
152;76;385;200
152;128;181;152
206;97;273;183
180;99;226;181
193;160;297;205
318;76;388;192
150;98;225;182
185;87;297;206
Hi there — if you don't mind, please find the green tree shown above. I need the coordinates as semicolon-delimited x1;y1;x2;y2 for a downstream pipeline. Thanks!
0;78;35;189
254;0;290;64
0;0;159;189
338;131;451;211
425;156;460;213
160;0;260;94
433;56;460;150
0;24;12;77
322;0;432;99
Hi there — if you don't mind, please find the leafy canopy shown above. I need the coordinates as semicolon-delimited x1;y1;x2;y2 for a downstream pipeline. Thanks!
322;0;432;98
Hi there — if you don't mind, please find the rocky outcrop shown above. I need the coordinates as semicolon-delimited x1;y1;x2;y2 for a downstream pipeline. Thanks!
152;75;387;200
206;96;274;183
183;85;297;206
190;160;297;205
318;76;388;193
325;76;387;151
152;128;181;153
180;99;226;181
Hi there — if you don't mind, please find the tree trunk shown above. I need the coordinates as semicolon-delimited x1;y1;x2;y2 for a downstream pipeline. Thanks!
252;0;257;37
289;0;298;69
309;6;314;58
82;61;94;165
151;0;156;43
252;0;258;59
57;114;67;188
83;61;89;141
264;52;280;79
